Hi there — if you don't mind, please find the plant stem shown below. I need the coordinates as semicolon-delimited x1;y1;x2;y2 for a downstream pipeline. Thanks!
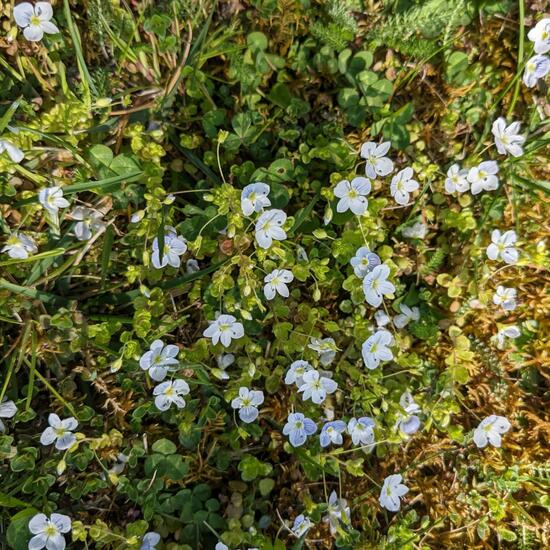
507;0;525;117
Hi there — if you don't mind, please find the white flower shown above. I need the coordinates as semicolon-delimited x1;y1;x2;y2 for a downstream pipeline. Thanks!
324;491;350;535
1;233;37;259
360;141;394;179
396;392;421;435
523;54;550;87
140;532;161;550
492;286;517;311
334;177;371;215
393;304;420;329
486;229;519;264
14;2;59;42
528;18;550;54
390;167;418;205
131;210;145;224
38;186;70;215
264;268;294;300
298;369;337;404
379;474;408;512
28;513;71;550
473;415;511;448
363;264;395;307
40;413;78;450
492;118;525;157
0;398;17;432
350;247;381;278
139;339;179;382
186;259;200;273
284;360;313;386
153;379;190;411
290;514;313;538
241;182;271;216
151;226;187;269
70;207;105;241
444;164;469;194
319;420;346;447
0;139;24;163
347;416;375;447
215;544;228;550
362;329;393;370
282;412;317;447
402;222;427;239
255;209;287;249
231;387;264;423
495;325;521;348
467;161;499;195
308;337;337;366
374;310;391;327
203;314;244;347
215;353;234;380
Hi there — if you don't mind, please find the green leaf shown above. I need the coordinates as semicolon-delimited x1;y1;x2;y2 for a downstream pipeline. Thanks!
7;508;38;549
152;438;177;455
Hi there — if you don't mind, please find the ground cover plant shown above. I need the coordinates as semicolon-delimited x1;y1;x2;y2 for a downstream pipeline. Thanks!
0;0;549;548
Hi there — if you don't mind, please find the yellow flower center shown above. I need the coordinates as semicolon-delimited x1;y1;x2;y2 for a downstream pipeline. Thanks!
30;15;41;26
44;524;58;537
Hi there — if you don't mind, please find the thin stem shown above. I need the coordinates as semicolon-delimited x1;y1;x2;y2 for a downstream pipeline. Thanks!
507;0;525;117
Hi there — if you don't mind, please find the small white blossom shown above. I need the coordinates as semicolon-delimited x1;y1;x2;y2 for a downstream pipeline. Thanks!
473;415;511;448
38;186;70;215
186;259;200;273
363;264;395;307
151;226;187;269
153;379;190;411
231;387;264;423
40;413;78;450
467;161;499;195
290;514;313;538
264;268;294;300
393;304;420;329
350;247;381;278
241;182;271;216
324;491;351;535
396;392;421;435
0;139;24;163
70;207;105;241
360;141;394;179
528;18;550;54
402;222;427;239
139;339;179;382
203;314;244;347
362;329;393;370
131;210;145;224
283;412;317;447
255;209;287;249
28;513;71;550
1;233;37;259
492;286;517;311
284;360;313;386
334;177;371;215
215;354;234;380
347;416;375;447
140;532;161;550
495;325;521;348
319;420;346;448
444;164;469;194
379;474;408;512
523;54;550;87
492;118;525;157
215;544;228;550
308;337;337;366
0;398;17;432
374;309;391;327
298;369;337;404
14;2;59;42
390;167;418;205
486;229;519;264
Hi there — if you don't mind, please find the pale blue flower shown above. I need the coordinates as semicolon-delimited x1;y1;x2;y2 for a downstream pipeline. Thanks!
290;514;313;537
231;387;264;423
320;420;346;447
283;412;317;447
140;532;161;550
347;417;375;447
350;247;381;278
